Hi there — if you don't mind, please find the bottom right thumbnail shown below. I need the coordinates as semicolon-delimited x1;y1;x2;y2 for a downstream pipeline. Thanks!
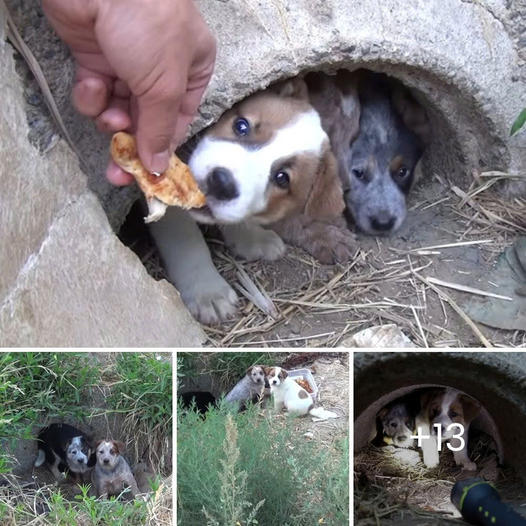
354;351;526;525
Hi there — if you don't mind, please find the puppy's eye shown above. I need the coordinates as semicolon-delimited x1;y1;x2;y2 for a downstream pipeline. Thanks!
396;167;409;178
352;168;365;180
450;411;458;418
272;170;290;189
233;117;250;136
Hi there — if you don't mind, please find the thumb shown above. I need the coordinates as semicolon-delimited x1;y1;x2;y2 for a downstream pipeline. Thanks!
135;86;183;173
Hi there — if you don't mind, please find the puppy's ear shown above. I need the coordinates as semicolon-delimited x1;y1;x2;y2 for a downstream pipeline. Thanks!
278;369;288;381
304;147;345;220
246;366;254;376
391;86;430;146
272;78;309;101
377;407;389;420
460;395;481;423
114;441;126;454
94;440;103;450
263;367;273;376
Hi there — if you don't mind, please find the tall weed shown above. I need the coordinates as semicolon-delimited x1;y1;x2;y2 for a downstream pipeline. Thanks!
177;402;348;526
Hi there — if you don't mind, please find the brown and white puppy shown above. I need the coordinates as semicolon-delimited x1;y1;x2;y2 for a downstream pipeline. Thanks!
264;366;337;419
415;388;481;470
92;440;139;499
224;365;267;411
149;78;347;324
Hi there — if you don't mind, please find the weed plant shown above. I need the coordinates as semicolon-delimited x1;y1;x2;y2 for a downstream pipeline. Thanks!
202;414;265;526
0;352;99;473
178;402;349;526
0;352;173;525
106;353;172;473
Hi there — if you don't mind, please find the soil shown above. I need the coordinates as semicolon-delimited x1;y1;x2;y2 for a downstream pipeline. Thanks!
122;175;525;348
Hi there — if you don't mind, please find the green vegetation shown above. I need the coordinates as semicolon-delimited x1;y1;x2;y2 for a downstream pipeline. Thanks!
0;352;99;471
178;402;349;526
107;353;172;470
0;352;172;526
510;108;526;136
178;351;277;389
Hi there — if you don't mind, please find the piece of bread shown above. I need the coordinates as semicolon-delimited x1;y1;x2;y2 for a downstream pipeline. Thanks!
110;132;206;222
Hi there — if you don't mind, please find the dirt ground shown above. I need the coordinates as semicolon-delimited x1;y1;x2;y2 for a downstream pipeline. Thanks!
354;431;526;525
275;353;349;446
122;172;525;348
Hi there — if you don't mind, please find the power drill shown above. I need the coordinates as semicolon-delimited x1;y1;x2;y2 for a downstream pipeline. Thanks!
451;478;526;525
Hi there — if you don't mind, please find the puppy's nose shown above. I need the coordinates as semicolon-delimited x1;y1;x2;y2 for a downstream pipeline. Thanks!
207;168;239;201
370;213;396;232
103;459;110;464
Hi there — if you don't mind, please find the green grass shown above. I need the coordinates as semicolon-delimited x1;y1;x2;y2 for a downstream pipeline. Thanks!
177;402;349;526
0;352;99;472
106;353;172;473
178;352;277;390
0;352;173;525
0;483;153;526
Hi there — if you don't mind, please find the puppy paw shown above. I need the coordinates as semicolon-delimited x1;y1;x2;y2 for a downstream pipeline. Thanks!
305;222;357;264
179;272;238;324
227;227;286;261
271;215;356;264
423;458;439;469
461;461;477;472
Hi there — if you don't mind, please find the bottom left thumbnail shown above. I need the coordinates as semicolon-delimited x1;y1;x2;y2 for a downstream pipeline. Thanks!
0;351;172;526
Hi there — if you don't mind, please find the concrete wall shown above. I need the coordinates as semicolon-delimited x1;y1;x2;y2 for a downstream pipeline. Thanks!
354;352;526;480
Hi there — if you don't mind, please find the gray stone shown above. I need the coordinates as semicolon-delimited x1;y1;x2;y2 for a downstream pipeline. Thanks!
0;8;205;347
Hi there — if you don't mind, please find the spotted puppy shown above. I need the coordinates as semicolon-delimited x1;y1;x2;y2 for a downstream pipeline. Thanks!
34;423;95;481
415;388;481;470
265;366;337;419
224;365;267;411
93;440;139;499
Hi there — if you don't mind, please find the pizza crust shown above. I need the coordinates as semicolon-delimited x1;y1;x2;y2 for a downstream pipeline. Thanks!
110;132;206;223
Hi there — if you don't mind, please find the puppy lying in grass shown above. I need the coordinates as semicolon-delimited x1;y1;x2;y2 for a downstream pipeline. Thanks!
265;367;338;419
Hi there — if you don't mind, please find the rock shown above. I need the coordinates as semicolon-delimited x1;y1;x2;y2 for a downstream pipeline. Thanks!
0;13;205;346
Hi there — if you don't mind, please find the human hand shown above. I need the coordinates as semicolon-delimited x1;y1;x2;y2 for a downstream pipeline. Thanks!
42;0;216;185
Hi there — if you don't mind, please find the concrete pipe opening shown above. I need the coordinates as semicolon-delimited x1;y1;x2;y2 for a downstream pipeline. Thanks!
354;352;526;479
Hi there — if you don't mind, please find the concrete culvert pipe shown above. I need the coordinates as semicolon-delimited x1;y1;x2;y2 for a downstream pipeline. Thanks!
354;352;526;480
197;0;526;192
